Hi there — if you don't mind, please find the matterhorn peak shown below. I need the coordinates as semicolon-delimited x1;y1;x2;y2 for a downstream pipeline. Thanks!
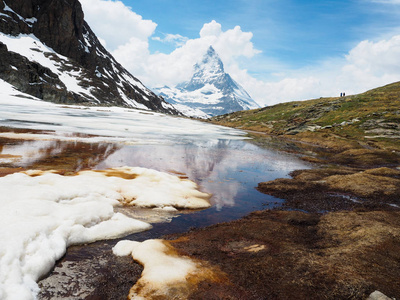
178;45;224;92
195;46;225;75
155;46;260;118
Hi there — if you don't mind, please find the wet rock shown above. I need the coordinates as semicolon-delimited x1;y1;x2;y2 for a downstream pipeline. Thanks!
367;290;393;300
38;241;143;300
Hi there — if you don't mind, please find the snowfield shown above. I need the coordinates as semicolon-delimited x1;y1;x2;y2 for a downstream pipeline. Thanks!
0;79;247;145
0;33;97;100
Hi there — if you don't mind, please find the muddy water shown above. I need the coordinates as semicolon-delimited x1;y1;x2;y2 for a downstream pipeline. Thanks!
0;136;310;298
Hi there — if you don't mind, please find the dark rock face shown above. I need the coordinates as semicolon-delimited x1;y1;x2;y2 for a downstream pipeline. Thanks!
0;0;179;114
0;0;85;60
0;41;78;103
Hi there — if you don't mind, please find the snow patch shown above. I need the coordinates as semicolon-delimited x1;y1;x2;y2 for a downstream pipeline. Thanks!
24;17;37;24
113;239;223;299
117;87;149;110
2;2;37;27
0;167;210;300
95;66;102;78
82;32;91;53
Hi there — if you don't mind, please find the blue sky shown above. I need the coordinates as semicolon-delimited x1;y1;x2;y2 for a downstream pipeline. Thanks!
136;0;399;64
81;0;400;105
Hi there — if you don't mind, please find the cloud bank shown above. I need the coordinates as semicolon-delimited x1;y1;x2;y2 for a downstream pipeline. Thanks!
80;0;400;107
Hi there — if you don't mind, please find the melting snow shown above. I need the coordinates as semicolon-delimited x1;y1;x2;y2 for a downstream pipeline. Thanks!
113;239;197;287
0;78;250;299
0;167;210;300
113;239;222;299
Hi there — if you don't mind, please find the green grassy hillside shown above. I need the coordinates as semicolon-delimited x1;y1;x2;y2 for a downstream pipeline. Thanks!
211;81;400;153
202;83;400;300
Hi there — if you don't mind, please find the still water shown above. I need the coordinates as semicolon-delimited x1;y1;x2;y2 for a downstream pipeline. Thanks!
96;140;310;238
1;137;310;238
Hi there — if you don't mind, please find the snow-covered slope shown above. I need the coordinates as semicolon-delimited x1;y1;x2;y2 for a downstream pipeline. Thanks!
0;0;178;114
154;46;260;118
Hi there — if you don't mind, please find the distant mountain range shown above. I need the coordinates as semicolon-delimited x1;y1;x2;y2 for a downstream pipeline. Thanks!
0;0;179;114
154;46;260;118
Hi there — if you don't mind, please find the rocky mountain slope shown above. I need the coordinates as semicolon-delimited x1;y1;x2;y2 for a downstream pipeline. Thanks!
154;46;259;118
0;0;178;114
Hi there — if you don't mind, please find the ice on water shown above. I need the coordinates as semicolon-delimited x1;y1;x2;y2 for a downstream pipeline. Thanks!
0;79;247;145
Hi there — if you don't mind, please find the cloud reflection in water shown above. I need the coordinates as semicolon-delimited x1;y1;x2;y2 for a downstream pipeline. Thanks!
96;139;309;210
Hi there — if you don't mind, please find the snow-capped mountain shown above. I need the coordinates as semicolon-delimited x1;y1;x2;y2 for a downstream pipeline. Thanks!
154;46;260;118
0;0;179;114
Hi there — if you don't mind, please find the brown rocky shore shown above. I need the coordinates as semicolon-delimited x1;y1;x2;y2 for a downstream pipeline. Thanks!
33;129;399;299
162;127;400;299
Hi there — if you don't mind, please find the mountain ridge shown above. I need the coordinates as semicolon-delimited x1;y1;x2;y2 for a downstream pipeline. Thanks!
0;0;179;114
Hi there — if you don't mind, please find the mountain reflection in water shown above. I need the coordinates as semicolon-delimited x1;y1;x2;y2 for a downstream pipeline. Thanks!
1;136;309;219
1;132;311;300
96;139;309;212
0;139;119;173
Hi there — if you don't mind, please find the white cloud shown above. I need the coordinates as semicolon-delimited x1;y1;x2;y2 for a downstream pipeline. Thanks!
112;37;151;77
152;34;189;47
110;17;262;89
344;36;400;76
80;0;157;51
199;20;222;38
81;0;400;107
198;21;261;63
236;35;400;106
